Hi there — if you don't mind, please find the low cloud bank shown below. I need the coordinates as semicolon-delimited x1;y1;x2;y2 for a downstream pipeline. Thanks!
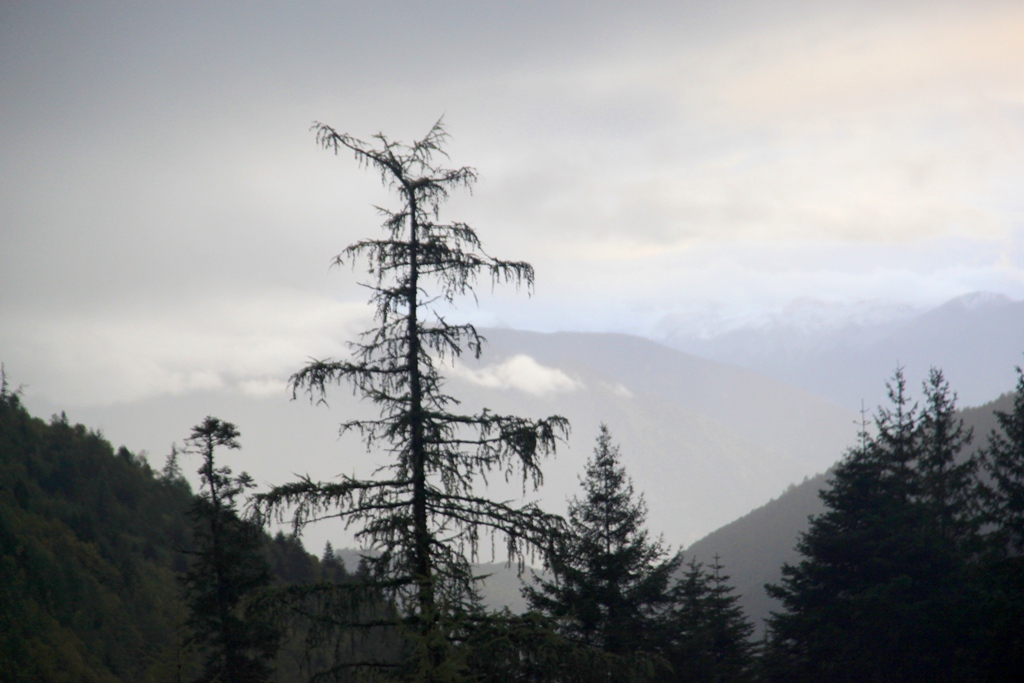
450;354;582;396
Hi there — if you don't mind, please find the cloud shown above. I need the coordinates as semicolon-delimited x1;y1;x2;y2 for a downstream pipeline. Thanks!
603;382;633;399
0;289;370;406
448;1;1024;255
4;1;1024;410
238;377;289;398
705;4;1024;120
450;355;582;396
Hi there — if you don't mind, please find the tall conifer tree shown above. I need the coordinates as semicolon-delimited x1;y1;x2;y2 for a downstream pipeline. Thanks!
254;121;567;682
917;369;978;547
980;366;1024;678
984;366;1024;553
765;368;984;682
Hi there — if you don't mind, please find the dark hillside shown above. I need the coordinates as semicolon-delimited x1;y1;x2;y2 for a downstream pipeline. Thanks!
0;388;198;682
685;472;827;636
0;384;350;682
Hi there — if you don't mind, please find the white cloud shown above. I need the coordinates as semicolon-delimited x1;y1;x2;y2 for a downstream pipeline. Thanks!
238;377;289;398
0;289;370;407
447;1;1024;258
450;355;582;396
604;382;633;399
705;5;1024;120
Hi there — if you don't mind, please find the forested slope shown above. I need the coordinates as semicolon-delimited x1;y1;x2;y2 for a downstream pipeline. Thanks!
0;385;345;682
0;385;199;681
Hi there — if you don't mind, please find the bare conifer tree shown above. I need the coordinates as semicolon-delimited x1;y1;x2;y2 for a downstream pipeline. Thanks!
255;120;568;682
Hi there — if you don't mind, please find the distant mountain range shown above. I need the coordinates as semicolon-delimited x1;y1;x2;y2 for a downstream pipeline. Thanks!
31;328;859;554
662;292;1024;411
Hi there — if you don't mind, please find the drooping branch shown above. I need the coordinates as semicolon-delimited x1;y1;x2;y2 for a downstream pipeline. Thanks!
259;120;569;681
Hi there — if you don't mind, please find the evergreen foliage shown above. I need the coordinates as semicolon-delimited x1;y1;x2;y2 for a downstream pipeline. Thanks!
979;366;1024;679
13;344;1024;680
0;375;371;682
181;417;280;683
664;556;756;683
525;425;679;670
0;379;199;682
161;443;185;485
764;368;985;682
462;610;661;683
917;369;981;549
253;120;568;682
983;366;1024;553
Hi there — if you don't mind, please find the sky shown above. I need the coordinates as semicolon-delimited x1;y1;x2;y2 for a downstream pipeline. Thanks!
3;0;1024;409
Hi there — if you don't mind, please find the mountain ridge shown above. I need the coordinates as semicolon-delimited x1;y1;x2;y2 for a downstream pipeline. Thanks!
662;292;1024;410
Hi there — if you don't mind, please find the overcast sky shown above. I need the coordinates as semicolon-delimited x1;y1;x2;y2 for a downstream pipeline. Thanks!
3;0;1024;410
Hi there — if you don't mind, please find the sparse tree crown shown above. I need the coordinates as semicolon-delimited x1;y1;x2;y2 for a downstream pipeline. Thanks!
254;120;568;681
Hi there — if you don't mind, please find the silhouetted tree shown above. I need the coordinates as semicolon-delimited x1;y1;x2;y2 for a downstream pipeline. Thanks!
183;417;279;683
917;369;979;548
254;120;568;682
161;442;187;485
525;425;678;674
983;366;1024;553
980;366;1024;679
665;556;755;683
765;368;984;682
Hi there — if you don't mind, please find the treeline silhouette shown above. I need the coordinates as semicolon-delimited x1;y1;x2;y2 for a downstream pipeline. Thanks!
4;360;1023;681
0;376;756;682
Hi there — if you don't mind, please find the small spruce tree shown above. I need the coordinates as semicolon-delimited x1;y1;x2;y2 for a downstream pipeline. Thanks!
665;556;755;683
162;443;185;484
525;425;679;662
